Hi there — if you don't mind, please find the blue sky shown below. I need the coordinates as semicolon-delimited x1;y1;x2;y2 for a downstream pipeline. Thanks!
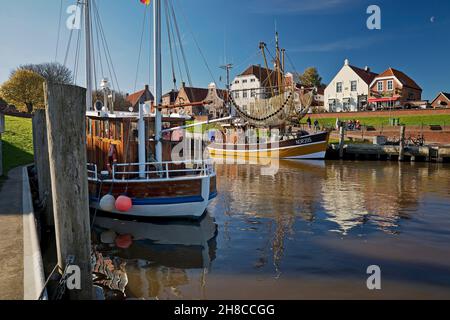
0;0;449;100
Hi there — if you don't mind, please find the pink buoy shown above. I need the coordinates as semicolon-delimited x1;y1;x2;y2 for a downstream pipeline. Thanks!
115;234;133;249
115;195;133;212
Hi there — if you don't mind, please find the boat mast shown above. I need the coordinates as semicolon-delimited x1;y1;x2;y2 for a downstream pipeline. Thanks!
154;0;163;162
85;0;93;111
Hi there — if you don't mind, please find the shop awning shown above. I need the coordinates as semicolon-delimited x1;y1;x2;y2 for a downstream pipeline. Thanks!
368;97;400;103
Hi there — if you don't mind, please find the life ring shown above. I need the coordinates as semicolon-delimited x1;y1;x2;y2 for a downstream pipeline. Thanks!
106;143;118;174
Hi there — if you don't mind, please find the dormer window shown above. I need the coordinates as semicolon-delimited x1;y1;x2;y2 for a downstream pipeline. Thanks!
377;81;383;92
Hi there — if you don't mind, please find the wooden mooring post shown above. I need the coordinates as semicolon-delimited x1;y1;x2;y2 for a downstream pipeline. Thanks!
399;125;406;162
44;83;93;300
32;109;53;226
339;125;346;159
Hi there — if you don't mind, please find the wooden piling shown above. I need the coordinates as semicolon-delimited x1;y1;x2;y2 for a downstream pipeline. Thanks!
339;126;345;159
32;109;53;226
44;83;93;300
399;125;406;162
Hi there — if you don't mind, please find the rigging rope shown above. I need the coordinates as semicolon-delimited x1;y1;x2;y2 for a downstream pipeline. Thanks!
54;0;64;62
176;0;217;85
133;7;148;92
92;0;121;92
168;0;193;88
164;0;177;91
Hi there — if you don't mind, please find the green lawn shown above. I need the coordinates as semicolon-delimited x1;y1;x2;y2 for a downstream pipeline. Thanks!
302;115;450;128
1;115;34;177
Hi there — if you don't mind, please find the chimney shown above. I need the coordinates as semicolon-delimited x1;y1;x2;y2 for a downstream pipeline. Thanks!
144;84;149;91
344;59;349;66
181;82;186;88
365;66;370;72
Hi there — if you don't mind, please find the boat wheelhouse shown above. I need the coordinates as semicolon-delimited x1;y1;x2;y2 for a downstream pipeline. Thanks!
86;109;217;218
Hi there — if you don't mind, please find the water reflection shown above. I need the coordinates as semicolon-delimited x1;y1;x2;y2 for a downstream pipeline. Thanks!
93;214;217;299
93;161;450;299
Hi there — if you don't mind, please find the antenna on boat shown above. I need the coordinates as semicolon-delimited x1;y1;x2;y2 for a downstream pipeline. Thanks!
84;0;93;111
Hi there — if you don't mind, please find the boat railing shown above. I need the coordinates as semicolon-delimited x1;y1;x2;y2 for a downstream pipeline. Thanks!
110;160;214;182
87;163;98;181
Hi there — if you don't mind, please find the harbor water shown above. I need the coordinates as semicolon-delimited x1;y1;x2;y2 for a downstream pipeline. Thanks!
93;161;450;299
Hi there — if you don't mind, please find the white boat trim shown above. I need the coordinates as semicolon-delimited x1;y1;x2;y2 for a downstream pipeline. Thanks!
208;140;326;153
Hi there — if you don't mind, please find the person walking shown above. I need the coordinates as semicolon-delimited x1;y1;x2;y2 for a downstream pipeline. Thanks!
314;119;320;132
307;117;312;129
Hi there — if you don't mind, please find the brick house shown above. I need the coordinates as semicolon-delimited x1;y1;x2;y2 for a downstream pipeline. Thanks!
160;83;225;118
430;92;450;109
126;85;154;111
368;68;422;109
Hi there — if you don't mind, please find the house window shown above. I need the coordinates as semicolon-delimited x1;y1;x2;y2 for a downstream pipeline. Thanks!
251;79;256;83
235;91;240;99
234;80;239;84
243;90;248;98
336;82;343;93
251;89;256;97
243;79;248;84
351;81;357;92
387;80;393;91
377;81;383;92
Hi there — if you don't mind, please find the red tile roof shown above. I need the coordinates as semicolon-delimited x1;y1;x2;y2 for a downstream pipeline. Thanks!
239;65;278;87
431;92;450;105
376;68;422;91
126;86;154;107
349;65;378;85
182;87;210;103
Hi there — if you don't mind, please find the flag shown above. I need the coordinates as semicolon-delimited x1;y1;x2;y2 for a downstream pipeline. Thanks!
140;0;151;5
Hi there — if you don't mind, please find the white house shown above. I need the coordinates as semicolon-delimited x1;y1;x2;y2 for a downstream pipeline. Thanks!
230;65;278;114
324;59;378;112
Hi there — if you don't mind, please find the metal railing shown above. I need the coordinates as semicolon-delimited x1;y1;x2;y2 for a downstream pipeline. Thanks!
113;160;214;182
88;160;214;182
87;163;98;181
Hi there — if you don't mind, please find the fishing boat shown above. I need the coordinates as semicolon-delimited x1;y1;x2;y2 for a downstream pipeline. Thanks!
77;0;216;218
207;34;330;160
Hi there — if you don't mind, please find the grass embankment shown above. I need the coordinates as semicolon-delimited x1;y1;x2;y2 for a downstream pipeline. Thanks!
302;115;450;128
1;115;34;178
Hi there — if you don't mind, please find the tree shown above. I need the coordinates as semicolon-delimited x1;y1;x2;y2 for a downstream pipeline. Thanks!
0;70;45;113
17;62;73;85
299;67;323;88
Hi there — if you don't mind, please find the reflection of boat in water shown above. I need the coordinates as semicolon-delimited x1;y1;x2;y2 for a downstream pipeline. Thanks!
93;213;218;299
94;213;217;269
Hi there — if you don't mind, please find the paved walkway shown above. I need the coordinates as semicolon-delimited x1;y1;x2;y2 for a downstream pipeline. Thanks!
0;167;24;300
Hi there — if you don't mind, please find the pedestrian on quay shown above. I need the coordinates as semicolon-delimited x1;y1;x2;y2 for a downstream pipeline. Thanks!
314;119;320;132
307;117;312;129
